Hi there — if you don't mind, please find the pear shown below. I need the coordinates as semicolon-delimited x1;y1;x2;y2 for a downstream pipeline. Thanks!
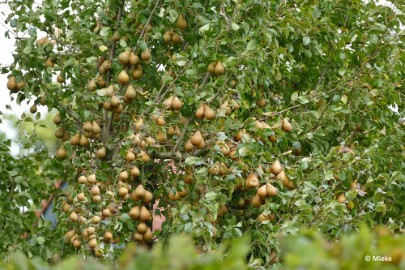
141;48;151;61
156;131;167;143
270;160;282;175
251;195;264;207
92;216;101;224
140;206;151;221
282;119;292;132
126;150;136;162
214;61;225;75
190;130;203;146
118;50;131;66
117;70;130;85
137;222;148;234
134;118;144;130
30;104;37;114
156;116;166;126
91;185;100;196
171;97;183;110
235;130;245;141
245;173;259;189
118;187;128;197
256;98;266;108
70;133;80;145
131;65;143;79
88;238;97;249
133;232;143;242
204;105;216;120
112;30;120;42
134;185;145;198
266;183;278;196
77;193;85;201
220;100;232;115
69;211;79;222
94;146;106;159
125;85;137;99
16;80;25;91
169;190;180;201
91;121;100;135
177;14;187;30
207;62;216;74
195;103;205;118
129;52;140;66
130;166;140;177
140;151;150;162
171;32;182;43
57;73;65;83
36;37;50;46
87;79;97;91
87;174;97;184
163;96;174;109
142;190;153;203
45;57;54;68
55;127;65;139
185;140;194;152
143;228;153;242
56;147;67;159
337;194;346;203
105;85;115;97
163;30;172;43
79;134;89;147
104;232;113;243
83;121;92;132
257;185;268;198
6;76;17;91
78;175;87;184
129;206;140;220
53;113;62;125
167;126;175;136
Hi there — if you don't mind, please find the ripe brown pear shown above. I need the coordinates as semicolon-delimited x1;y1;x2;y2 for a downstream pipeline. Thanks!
195;103;205;118
163;30;172;43
125;85;137;100
104;232;113;243
337;194;346;203
30;104;37;114
92;121;101;134
88;238;97;249
156;116;166;126
118;187;128;197
126;150;136;162
163;96;174;108
139;206;151;222
79;134;89;147
56;147;67;159
132;65;143;79
207;62;216;74
129;206;140;220
69;211;78;222
137;222;148;234
177;14;187;30
57;73;65;83
246;173;259;189
266;183;278;196
7;76;17;91
251;195;264;207
53;113;62;125
118;70;130;85
130;166;140;177
118;50;131;66
214;61;225;75
129;52;140;66
142;190;153;203
141;48;151;61
171;32;182;43
70;133;80;145
171;97;183;110
204;105;216;120
270;160;282;175
143;228;153;241
282;119;292;132
91;185;100;196
185;140;194;152
257;185;268;198
190;130;203;146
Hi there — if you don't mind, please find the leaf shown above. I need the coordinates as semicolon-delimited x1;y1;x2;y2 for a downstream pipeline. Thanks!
303;36;311;46
231;23;240;31
247;39;258;51
199;24;210;33
205;192;217;201
100;27;111;37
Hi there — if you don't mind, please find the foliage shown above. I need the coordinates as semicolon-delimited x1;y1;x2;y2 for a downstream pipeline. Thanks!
0;234;249;270
1;0;404;268
282;225;405;270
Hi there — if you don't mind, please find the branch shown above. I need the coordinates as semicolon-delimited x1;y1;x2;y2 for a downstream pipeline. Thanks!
172;116;193;153
138;0;161;42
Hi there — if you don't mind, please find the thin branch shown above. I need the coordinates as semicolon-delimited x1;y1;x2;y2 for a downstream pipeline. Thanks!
172;116;193;153
138;0;161;43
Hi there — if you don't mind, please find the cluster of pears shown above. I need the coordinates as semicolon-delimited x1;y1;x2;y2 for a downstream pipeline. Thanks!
6;76;25;93
271;160;295;189
195;102;216;120
129;184;154;242
185;130;205;151
207;61;225;75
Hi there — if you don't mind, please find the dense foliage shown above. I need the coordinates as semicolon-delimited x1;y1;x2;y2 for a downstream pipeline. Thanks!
1;0;404;268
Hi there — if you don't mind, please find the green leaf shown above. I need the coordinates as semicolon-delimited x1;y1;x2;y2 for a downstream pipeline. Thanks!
303;36;311;46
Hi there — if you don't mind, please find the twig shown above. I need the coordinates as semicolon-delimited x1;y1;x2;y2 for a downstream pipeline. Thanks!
172;116;193;154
